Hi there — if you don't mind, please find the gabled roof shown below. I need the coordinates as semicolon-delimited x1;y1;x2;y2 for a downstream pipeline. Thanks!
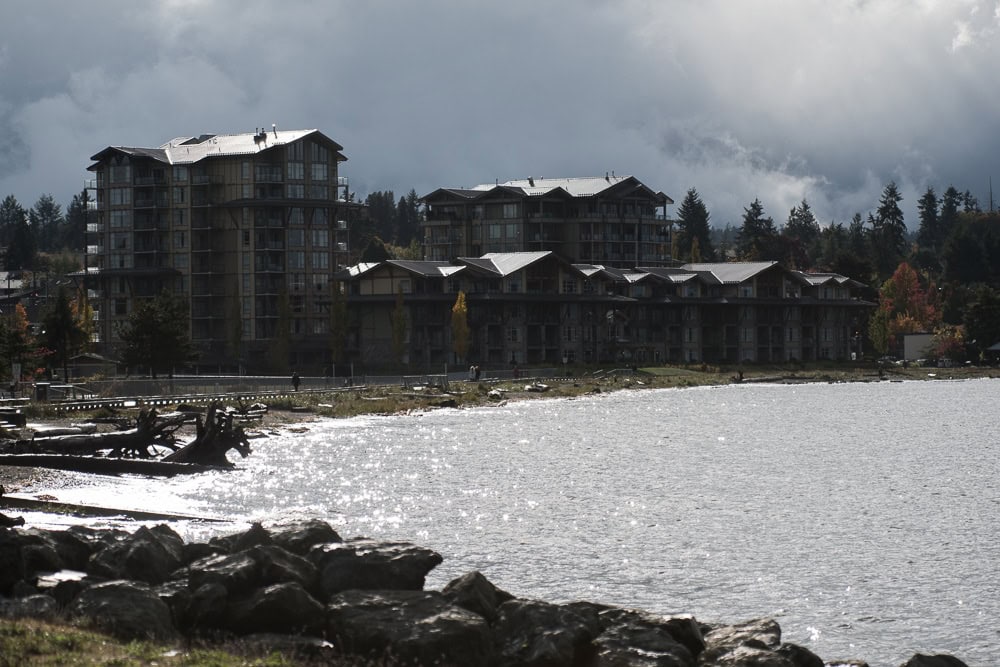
791;271;865;288
89;129;345;167
385;260;465;278
423;175;670;204
459;251;555;277
681;262;780;284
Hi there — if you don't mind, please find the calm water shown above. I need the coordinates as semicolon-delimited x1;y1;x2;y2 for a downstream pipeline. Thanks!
33;379;1000;666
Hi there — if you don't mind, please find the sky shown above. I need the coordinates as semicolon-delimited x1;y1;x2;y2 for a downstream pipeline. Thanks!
1;0;998;229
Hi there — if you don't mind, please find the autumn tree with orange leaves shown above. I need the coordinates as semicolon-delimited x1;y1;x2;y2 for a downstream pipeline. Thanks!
869;261;941;356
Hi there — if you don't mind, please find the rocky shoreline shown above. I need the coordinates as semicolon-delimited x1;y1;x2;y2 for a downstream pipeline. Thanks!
0;519;971;666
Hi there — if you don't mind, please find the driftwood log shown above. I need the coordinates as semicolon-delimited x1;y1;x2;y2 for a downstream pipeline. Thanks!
29;409;187;458
162;403;252;467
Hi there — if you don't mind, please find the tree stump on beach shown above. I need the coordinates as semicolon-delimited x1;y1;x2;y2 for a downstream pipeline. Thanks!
162;403;252;467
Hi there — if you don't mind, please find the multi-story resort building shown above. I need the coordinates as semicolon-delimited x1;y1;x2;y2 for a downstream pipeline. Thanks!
421;175;674;268
85;128;360;371
339;252;872;369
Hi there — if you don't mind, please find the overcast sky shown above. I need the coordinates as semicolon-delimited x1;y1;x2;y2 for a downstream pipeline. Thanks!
2;0;998;228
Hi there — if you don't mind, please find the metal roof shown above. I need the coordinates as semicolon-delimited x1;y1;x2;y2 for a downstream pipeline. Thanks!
471;176;633;197
681;262;779;284
386;260;465;278
460;251;553;276
90;129;345;165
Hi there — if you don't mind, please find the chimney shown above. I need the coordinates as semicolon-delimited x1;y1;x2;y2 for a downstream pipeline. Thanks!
272;123;277;138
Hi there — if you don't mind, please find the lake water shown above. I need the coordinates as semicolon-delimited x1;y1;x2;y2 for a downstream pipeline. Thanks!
33;378;1000;666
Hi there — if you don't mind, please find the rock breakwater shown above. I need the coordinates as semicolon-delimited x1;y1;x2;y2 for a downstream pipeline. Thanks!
0;520;970;666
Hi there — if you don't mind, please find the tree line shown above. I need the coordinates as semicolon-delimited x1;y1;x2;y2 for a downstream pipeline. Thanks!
671;182;1000;361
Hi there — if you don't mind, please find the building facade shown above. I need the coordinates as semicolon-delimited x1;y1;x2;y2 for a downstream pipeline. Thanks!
85;128;360;372
421;176;674;268
338;253;873;370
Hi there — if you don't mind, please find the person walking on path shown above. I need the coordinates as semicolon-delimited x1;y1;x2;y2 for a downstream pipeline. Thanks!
292;372;301;391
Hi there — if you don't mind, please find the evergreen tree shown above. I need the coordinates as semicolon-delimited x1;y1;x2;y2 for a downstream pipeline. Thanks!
737;198;778;260
29;194;64;252
117;291;195;377
39;285;89;380
6;210;37;271
675;188;714;261
360;236;391;263
62;189;90;251
329;279;348;368
915;187;940;251
938;186;962;249
871;181;906;279
0;195;26;249
784;199;820;249
964;285;1000;358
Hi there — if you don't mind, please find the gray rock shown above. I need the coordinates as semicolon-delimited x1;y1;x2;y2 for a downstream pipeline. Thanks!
776;642;824;667
309;538;443;599
186;551;261;596
698;618;790;667
245;544;319;595
88;526;184;585
271;519;342;556
184;582;229;631
585;607;701;667
0;529;25;594
210;521;273;553
327;589;492;666
441;570;514;623
223;581;324;635
898;655;969;667
68;580;176;641
492;598;602;667
0;593;58;620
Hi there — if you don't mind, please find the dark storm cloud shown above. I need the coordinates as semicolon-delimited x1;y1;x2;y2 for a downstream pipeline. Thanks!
1;0;998;227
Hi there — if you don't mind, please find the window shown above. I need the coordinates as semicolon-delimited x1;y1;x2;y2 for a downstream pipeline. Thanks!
311;229;329;247
173;253;189;269
111;210;131;228
311;163;328;181
309;184;328;199
507;327;520;343
505;223;518;238
114;298;127;316
313;209;328;226
739;285;754;298
289;208;304;225
288;162;304;180
562;279;577;294
173;231;186;249
111;233;129;250
313;273;328;290
241;162;250;180
502;203;519;219
741;327;753;343
173;166;188;182
110;164;131;183
173;187;186;204
506;277;520;293
173;210;186;227
563;326;576;342
488;224;502;239
311;252;329;270
242;184;252;199
310;143;329;163
110;188;131;205
288;251;305;269
288;140;304;161
288;229;305;247
287;184;305;199
684;284;698;298
289;273;305;291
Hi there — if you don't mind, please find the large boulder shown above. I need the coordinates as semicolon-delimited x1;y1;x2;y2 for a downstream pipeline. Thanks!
0;593;59;621
270;519;342;556
68;580;176;641
223;581;325;635
88;525;184;585
309;539;442;599
899;656;969;667
583;606;702;667
184;543;319;597
0;528;25;594
209;521;273;553
492;598;602;667
327;589;492;666
441;570;514;623
698;618;791;667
